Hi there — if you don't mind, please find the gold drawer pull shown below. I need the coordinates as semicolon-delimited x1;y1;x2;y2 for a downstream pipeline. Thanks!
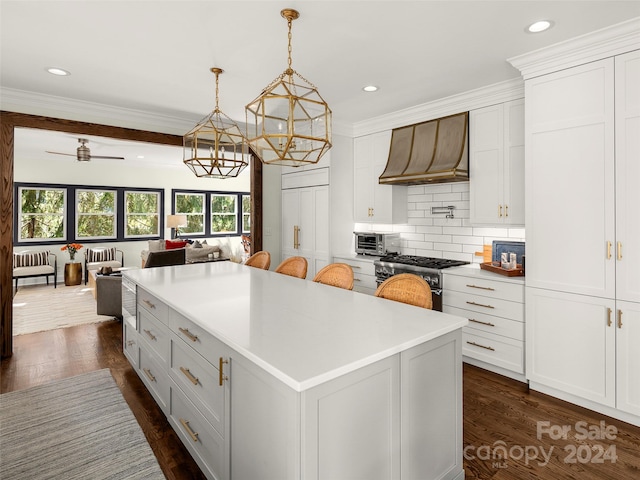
180;367;200;386
219;357;229;386
126;340;135;347
617;242;622;260
466;284;495;291
466;341;495;351
142;298;156;309
179;327;198;342
618;310;623;329
353;278;361;282
143;329;156;341
143;368;156;382
179;418;199;443
607;308;612;327
469;318;495;327
607;241;612;259
505;205;509;217
466;301;495;309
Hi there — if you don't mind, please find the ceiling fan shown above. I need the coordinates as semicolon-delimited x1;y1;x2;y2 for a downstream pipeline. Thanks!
46;138;125;162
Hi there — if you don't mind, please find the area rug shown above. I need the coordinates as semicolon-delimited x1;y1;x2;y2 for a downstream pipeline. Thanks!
0;369;165;480
12;283;113;335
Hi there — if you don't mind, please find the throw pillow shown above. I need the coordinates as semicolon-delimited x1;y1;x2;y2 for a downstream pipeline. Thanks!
87;247;116;262
192;240;203;248
13;251;49;268
166;239;188;250
148;239;164;252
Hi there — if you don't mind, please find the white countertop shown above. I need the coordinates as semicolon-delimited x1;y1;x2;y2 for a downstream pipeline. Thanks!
443;263;526;285
124;262;467;392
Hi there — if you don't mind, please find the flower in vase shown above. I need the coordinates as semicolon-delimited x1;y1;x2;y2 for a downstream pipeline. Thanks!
61;242;83;262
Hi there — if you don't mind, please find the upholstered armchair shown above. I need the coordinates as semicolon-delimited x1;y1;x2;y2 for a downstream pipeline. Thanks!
84;247;124;284
13;250;57;293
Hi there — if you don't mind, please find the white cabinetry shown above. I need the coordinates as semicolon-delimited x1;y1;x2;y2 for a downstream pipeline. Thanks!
525;50;640;425
443;267;525;380
469;99;524;225
332;254;377;295
354;131;407;224
281;168;330;279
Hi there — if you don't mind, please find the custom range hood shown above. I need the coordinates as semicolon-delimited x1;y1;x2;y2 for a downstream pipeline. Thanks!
379;112;469;185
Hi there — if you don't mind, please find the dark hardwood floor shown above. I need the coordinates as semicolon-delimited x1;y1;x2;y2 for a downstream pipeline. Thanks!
2;321;639;479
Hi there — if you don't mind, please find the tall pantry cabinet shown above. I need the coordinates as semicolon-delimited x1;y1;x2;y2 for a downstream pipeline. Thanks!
524;50;640;423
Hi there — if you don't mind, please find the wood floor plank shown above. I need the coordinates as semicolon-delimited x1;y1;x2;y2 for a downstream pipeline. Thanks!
2;322;639;479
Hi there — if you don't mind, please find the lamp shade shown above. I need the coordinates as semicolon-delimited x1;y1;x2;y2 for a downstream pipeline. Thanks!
167;214;187;229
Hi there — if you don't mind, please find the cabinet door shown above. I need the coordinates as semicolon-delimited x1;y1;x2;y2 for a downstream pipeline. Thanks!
615;51;640;303
526;288;616;407
281;189;300;254
370;130;394;222
504;99;525;225
353;136;374;222
469;104;504;224
525;59;615;298
616;300;640;416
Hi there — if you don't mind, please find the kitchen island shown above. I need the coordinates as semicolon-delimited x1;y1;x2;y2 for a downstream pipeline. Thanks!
123;261;467;480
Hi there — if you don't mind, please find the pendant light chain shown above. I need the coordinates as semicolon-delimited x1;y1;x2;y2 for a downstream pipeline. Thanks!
287;16;293;74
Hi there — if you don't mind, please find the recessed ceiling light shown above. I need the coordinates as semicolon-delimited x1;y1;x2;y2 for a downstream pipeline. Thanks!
527;20;553;33
137;155;145;159
363;85;378;92
47;67;71;76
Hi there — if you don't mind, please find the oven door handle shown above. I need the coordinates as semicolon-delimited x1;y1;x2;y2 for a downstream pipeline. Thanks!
431;288;442;296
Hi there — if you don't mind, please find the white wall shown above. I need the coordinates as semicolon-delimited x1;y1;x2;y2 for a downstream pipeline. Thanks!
354;182;525;263
13;143;252;283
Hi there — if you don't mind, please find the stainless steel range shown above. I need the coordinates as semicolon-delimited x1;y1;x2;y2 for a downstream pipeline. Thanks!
374;254;469;311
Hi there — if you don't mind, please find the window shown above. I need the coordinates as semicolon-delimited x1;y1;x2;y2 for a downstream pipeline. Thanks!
125;191;160;237
211;194;237;234
76;189;116;239
242;194;251;233
17;186;66;242
14;182;164;246
175;193;205;235
172;189;250;237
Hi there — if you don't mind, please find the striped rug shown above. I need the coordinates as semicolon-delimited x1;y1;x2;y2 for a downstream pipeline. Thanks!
0;369;165;480
12;284;112;335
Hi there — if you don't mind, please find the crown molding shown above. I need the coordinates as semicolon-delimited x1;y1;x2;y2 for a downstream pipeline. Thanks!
352;77;524;137
508;17;640;80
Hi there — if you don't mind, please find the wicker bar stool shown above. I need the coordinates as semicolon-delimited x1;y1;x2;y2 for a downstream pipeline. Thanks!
374;273;433;309
312;263;354;290
274;256;308;279
245;251;271;270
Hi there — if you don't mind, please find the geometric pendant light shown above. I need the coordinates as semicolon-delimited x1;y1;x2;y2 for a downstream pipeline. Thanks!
184;68;250;178
246;9;332;167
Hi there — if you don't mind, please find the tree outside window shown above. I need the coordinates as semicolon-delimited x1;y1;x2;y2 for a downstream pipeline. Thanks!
76;189;116;239
176;193;205;235
18;187;65;241
242;194;251;233
126;191;159;237
211;194;237;233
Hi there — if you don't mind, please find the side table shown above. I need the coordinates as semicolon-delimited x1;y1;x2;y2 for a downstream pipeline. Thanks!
64;262;82;286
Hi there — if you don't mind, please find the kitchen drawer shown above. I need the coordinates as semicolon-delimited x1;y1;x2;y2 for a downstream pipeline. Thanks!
462;330;524;374
139;306;170;363
170;382;226;480
123;321;139;368
444;305;524;341
139;345;170;413
138;287;169;325
170;334;225;437
170;310;228;366
444;274;524;303
334;256;377;294
444;290;524;322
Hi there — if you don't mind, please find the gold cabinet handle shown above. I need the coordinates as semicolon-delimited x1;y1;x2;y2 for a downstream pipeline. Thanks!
179;418;199;443
293;225;300;249
143;329;156;341
143;368;156;382
219;357;229;386
466;284;495;291
142;298;156;309
466;341;495;351
469;318;495;327
617;242;622;260
505;205;509;217
466;301;495;309
618;309;623;329
498;205;502;217
607;308;612;327
607;241;612;259
178;327;198;342
180;366;200;386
